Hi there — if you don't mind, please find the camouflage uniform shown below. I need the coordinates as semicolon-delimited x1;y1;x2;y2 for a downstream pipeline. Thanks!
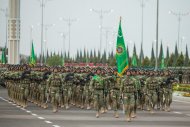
120;74;136;122
47;68;63;112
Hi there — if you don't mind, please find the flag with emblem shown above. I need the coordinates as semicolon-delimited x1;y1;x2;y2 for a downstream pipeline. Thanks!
30;42;36;65
116;17;129;76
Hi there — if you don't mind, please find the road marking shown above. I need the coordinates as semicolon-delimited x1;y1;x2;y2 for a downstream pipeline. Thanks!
173;111;182;114
21;108;26;111
52;125;60;127
32;113;37;116
26;110;31;113
38;117;45;120
45;121;52;124
0;96;62;127
173;100;190;104
186;114;190;116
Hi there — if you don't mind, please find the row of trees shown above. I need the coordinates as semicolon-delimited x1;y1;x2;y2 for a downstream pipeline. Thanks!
25;42;189;67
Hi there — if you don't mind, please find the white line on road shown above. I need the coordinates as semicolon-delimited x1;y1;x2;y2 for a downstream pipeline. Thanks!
38;117;45;120
20;108;26;111
12;104;16;106
26;110;31;113
52;125;61;127
45;121;52;124
186;114;190;116
173;100;190;104
16;106;20;108
32;113;37;116
173;111;182;114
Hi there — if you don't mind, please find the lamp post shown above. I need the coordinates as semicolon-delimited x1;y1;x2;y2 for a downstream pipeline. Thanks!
90;8;113;55
102;26;113;58
44;24;55;63
60;17;77;57
60;32;66;59
37;0;53;65
0;8;8;47
155;0;159;71
30;25;34;53
169;10;189;51
139;0;148;50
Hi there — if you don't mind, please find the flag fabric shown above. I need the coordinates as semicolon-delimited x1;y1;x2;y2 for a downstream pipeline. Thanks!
1;48;6;64
160;50;165;69
116;17;129;76
30;42;36;65
132;54;137;67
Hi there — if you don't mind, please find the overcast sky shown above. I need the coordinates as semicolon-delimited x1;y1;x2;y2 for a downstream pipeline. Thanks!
0;0;190;58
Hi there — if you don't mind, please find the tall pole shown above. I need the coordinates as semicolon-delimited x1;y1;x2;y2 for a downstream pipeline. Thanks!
60;33;66;60
169;11;189;52
41;0;44;65
102;26;112;59
90;9;113;56
30;25;34;53
60;17;77;57
0;8;8;47
155;0;159;70
44;24;55;63
139;0;147;47
37;0;53;65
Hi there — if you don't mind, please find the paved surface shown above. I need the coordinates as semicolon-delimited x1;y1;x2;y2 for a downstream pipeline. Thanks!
0;87;190;127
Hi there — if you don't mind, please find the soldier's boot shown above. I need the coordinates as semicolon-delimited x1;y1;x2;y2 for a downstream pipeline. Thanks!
114;111;119;118
80;104;84;109
66;104;70;110
101;107;105;114
131;112;136;118
87;104;91;110
126;114;131;122
96;112;100;118
44;103;48;109
150;109;154;114
108;105;112;110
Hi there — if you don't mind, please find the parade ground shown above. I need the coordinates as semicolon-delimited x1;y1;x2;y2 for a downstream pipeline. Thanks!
0;86;190;127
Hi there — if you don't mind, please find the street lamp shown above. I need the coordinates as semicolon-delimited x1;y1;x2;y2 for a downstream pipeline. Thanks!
90;8;113;55
44;23;55;63
180;36;185;53
155;0;159;71
0;8;8;47
60;17;77;57
102;26;113;58
59;32;66;59
30;25;34;53
138;0;148;50
169;10;189;52
36;0;53;65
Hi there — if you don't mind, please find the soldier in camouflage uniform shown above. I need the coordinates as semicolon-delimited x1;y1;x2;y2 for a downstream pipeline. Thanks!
109;68;120;118
90;67;105;118
47;67;63;112
120;70;137;122
145;70;160;113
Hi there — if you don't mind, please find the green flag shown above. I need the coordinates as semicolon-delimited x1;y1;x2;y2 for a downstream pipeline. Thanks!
160;50;165;69
132;54;137;67
30;42;36;65
116;17;129;76
1;48;6;64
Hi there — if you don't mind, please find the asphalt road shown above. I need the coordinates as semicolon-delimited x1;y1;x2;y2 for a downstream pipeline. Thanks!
0;87;190;127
